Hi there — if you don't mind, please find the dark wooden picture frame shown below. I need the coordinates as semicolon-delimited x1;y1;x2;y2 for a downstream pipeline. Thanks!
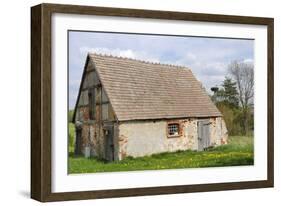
31;3;274;202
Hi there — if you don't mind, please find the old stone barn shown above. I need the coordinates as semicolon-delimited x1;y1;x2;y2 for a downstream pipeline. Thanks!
72;53;228;161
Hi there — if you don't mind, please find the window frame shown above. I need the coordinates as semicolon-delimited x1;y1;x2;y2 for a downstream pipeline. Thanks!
167;121;181;138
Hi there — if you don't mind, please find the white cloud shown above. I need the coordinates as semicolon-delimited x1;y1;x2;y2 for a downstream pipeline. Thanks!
243;58;254;63
79;47;160;63
169;51;230;93
172;51;228;81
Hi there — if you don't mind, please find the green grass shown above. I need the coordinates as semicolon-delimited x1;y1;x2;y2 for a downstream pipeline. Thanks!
68;123;75;154
68;136;253;174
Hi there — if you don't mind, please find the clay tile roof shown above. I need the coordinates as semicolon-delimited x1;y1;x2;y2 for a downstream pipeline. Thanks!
88;53;222;121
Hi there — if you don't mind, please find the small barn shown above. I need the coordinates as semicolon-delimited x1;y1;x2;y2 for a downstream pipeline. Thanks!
72;53;228;161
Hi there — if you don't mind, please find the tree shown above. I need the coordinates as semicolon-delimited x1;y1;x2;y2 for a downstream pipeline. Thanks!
210;77;241;135
228;60;254;135
217;77;239;108
216;103;241;135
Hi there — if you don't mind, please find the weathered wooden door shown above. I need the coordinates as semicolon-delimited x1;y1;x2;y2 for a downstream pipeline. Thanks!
74;125;82;155
104;126;114;161
198;120;210;151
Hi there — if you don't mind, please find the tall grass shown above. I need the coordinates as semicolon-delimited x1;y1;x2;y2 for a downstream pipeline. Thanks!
68;136;254;174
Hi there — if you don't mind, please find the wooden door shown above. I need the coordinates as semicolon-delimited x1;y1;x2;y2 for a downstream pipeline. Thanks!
104;125;114;161
198;120;210;151
74;126;82;155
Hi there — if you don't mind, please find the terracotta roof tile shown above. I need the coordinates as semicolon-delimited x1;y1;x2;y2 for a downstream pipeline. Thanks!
88;53;222;121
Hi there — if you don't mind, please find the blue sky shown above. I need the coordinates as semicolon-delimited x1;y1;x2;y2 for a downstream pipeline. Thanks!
68;31;254;109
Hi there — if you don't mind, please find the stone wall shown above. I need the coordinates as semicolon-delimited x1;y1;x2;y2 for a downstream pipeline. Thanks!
209;117;228;146
78;122;105;158
118;117;228;160
75;103;104;157
117;119;198;159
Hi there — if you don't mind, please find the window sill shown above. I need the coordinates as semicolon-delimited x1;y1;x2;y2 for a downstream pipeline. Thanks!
167;135;181;138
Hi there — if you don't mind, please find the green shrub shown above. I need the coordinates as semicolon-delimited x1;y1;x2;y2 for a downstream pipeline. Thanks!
68;123;75;153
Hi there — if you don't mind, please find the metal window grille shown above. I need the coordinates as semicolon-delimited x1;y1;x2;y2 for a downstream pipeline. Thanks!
168;124;179;136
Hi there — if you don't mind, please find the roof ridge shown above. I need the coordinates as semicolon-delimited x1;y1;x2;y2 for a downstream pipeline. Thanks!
89;52;189;70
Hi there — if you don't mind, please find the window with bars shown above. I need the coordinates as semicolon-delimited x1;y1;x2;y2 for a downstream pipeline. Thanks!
167;123;180;137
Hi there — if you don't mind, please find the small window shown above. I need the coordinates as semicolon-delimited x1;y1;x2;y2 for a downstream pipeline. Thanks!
167;123;180;137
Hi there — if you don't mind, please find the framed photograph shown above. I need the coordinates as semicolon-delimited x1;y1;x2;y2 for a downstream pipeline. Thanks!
31;3;274;202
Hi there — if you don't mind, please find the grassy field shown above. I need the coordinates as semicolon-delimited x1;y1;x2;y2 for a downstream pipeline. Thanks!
68;135;254;174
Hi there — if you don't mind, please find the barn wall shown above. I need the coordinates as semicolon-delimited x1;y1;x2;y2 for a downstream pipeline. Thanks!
118;119;199;159
209;117;228;145
118;121;166;159
73;60;117;158
77;122;104;157
75;92;116;158
118;117;228;160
